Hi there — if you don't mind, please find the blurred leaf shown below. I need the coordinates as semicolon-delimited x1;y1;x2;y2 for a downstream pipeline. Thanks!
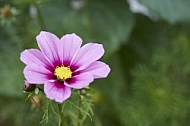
93;53;128;126
119;34;190;126
41;0;134;57
139;0;190;24
0;28;20;97
0;38;23;97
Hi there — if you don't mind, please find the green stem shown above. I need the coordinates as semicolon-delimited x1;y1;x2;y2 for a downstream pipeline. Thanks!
76;97;81;126
33;0;46;30
58;104;66;126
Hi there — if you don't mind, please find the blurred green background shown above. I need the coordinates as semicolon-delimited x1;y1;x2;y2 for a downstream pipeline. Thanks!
1;0;190;125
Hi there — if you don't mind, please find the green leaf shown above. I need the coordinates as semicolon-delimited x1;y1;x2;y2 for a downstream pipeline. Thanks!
67;99;93;122
40;99;50;124
0;43;23;97
40;0;134;57
122;34;190;125
139;0;190;24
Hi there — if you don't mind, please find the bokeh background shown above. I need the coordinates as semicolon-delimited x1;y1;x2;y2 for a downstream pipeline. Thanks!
1;0;190;125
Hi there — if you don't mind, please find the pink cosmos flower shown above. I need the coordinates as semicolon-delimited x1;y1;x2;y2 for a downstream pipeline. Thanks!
20;31;110;103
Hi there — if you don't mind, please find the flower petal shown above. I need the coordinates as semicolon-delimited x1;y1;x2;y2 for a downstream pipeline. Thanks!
36;31;60;66
44;81;71;103
64;73;94;89
20;49;54;69
60;33;82;65
24;64;53;84
82;61;111;79
71;43;104;71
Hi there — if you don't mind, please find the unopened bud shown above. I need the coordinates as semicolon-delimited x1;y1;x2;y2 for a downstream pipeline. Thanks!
31;95;41;108
80;89;87;95
79;87;90;96
23;80;36;92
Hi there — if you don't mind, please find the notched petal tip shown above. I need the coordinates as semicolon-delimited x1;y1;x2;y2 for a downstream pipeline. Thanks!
20;49;36;64
23;65;52;84
60;33;83;64
63;33;79;37
72;43;105;71
61;33;83;42
36;31;59;41
36;31;61;65
20;49;27;64
20;49;52;68
82;61;111;79
68;33;77;36
36;31;52;40
103;64;111;78
38;31;50;35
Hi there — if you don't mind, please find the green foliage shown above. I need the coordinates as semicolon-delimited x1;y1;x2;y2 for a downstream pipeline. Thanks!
63;89;94;126
1;0;190;126
139;0;190;24
40;0;134;57
118;35;190;126
40;99;50;124
0;34;24;97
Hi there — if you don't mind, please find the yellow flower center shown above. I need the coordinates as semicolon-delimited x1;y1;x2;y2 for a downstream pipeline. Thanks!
54;65;72;81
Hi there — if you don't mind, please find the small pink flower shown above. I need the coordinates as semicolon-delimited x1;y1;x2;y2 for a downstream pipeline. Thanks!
20;31;110;103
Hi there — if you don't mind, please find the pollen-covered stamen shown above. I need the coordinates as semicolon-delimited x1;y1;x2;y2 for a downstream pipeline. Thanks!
54;65;72;81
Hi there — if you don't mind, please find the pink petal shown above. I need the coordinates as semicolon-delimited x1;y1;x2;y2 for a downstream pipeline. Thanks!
23;64;53;84
60;33;82;65
71;43;104;71
82;61;111;79
64;73;94;89
44;81;71;103
20;49;54;69
36;31;60;65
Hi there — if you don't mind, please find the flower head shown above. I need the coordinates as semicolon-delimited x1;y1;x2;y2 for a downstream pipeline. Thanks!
20;31;110;103
0;5;19;25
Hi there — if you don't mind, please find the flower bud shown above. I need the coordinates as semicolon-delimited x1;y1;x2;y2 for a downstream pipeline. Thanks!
31;95;41;108
79;87;90;96
23;80;36;92
80;89;87;95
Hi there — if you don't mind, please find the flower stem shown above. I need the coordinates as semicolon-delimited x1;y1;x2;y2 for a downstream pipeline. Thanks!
33;0;46;30
58;104;66;126
76;97;81;126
